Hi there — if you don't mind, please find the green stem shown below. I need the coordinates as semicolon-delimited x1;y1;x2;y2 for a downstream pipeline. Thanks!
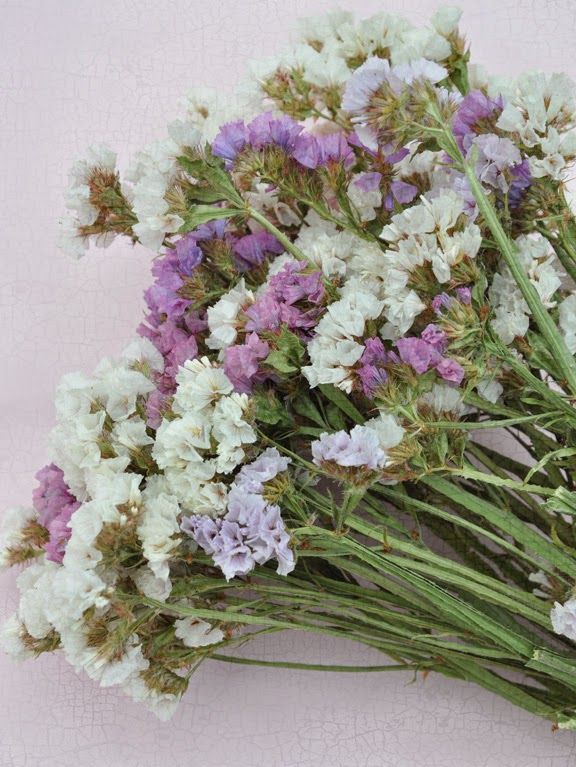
461;155;576;396
247;207;310;265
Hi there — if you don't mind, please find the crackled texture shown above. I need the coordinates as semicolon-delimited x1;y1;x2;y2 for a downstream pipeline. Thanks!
2;0;576;764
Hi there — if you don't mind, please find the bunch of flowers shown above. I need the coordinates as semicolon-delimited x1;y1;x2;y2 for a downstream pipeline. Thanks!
5;6;576;726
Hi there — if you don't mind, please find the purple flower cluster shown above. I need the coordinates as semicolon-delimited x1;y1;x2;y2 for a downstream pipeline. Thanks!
432;288;471;314
452;91;531;206
356;337;389;397
32;464;80;563
181;449;294;580
212;111;353;170
245;260;325;334
222;259;325;392
223;332;270;394
453;90;504;153
312;425;387;471
396;324;464;385
233;230;284;271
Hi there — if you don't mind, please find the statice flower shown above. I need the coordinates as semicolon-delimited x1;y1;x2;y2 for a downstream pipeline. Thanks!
182;450;294;580
223;332;270;393
292;131;354;169
212;119;249;166
551;597;576;642
312;415;404;485
496;72;576;180
247;112;303;153
452;90;504;152
32;464;81;564
233;231;283;270
312;425;387;471
356;337;389;397
245;260;324;334
559;294;576;353
490;234;562;345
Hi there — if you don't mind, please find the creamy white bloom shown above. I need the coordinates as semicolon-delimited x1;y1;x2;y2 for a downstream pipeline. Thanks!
207;279;254;350
364;413;405;452
490;234;562;345
419;384;465;415
138;491;182;582
173;357;234;415
174;617;225;648
551;597;576;642
0;614;34;659
431;6;462;36
559;294;576;353
497;72;576;180
0;507;36;568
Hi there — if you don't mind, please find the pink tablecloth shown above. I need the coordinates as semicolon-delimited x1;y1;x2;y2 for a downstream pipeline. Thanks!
2;1;576;764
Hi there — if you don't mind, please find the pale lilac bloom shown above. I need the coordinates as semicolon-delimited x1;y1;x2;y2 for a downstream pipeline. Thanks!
234;448;291;494
453;90;504;152
385;180;418;211
312;425;387;470
182;476;294;580
342;57;392;112
472;133;523;193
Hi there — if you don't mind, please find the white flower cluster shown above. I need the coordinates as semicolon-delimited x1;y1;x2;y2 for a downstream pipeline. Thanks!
489;234;562;345
496;72;576;180
50;338;162;499
378;191;481;337
58;144;117;258
0;345;235;719
125;120;201;251
152;357;256;509
207;279;255;350
302;279;384;392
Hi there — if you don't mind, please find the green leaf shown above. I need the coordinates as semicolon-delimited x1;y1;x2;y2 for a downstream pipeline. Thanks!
265;326;305;375
253;390;291;426
318;384;365;424
179;205;242;233
177;151;245;207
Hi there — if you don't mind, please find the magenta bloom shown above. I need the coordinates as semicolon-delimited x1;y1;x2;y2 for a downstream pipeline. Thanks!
32;464;80;564
245;260;324;334
223;333;270;393
421;324;448;353
396;337;441;374
436;358;465;384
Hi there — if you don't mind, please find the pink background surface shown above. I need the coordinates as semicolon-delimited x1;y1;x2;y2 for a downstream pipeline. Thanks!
2;1;576;764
